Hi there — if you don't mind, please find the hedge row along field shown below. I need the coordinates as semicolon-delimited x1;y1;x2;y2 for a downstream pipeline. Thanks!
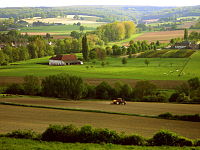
2;124;200;147
138;49;195;58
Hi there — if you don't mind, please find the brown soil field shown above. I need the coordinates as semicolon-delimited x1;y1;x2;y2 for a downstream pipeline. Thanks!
0;76;184;89
135;30;189;43
1;97;200;116
0;105;200;139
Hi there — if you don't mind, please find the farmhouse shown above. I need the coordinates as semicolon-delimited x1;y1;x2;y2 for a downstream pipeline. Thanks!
172;41;199;49
49;54;83;66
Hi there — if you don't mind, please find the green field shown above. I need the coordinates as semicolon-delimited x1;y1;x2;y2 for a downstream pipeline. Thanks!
0;51;199;80
20;25;96;35
1;137;198;150
107;33;143;46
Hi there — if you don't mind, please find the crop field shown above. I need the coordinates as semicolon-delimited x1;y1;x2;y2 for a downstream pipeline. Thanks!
0;104;200;139
20;25;96;35
1;97;200;115
134;30;199;43
23;16;105;26
0;51;200;81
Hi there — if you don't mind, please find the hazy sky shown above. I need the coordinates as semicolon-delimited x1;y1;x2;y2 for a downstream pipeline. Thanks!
0;0;200;7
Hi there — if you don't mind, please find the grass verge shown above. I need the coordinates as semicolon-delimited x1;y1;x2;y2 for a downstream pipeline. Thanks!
1;137;199;150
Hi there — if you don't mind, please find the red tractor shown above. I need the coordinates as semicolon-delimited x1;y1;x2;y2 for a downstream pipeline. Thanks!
111;98;126;105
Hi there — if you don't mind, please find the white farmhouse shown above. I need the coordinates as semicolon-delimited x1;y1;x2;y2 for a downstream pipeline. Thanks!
49;54;83;66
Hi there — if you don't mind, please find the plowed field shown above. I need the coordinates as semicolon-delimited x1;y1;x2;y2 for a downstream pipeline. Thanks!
0;105;200;139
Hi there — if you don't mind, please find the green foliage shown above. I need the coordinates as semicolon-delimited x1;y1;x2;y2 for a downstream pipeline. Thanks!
184;28;188;40
152;130;193;146
144;59;150;67
122;57;127;65
82;34;89;61
5;83;24;95
5;130;39;140
24;75;41;95
97;21;136;42
134;81;157;99
42;73;86;100
95;81;114;99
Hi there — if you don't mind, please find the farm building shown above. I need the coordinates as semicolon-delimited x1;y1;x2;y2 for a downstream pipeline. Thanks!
172;41;199;49
49;54;83;66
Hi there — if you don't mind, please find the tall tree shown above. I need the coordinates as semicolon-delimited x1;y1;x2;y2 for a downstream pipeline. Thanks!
82;34;89;61
184;28;188;41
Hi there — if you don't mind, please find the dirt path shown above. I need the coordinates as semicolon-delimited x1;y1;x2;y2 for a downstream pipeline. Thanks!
1;97;200;116
0;76;185;89
0;105;200;139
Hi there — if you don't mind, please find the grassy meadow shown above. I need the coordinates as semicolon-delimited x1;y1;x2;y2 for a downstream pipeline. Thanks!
0;51;199;80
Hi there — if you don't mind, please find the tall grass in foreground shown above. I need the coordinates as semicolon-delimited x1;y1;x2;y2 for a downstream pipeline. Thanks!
2;137;199;150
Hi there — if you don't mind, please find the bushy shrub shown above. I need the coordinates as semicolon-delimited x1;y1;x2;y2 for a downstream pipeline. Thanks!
174;114;200;122
152;130;193;146
95;81;115;99
142;95;167;102
41;124;79;142
24;75;41;95
120;134;146;145
194;139;200;146
6;130;39;139
134;80;157;99
92;128;120;144
158;112;173;119
169;93;179;102
152;130;179;146
78;125;94;143
5;83;24;95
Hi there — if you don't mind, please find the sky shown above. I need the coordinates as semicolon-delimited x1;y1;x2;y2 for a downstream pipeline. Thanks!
0;0;200;7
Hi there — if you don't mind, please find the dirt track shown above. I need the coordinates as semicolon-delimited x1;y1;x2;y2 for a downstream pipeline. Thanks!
0;76;185;89
0;105;200;139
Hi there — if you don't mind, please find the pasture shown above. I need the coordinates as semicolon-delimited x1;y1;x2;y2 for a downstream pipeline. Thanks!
0;51;200;81
0;104;200;139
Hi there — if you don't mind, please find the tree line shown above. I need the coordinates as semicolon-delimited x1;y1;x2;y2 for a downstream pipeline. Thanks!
0;31;54;65
96;21;136;42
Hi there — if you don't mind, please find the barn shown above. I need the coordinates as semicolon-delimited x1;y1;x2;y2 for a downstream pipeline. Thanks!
49;54;83;66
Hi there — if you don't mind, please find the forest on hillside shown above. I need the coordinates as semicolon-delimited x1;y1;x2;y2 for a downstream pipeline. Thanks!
0;5;200;22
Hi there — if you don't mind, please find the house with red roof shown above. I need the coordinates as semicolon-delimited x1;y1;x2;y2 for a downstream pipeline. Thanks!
49;54;83;66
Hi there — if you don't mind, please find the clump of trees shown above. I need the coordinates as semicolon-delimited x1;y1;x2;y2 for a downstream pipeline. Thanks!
97;21;136;42
4;74;200;104
169;77;200;103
